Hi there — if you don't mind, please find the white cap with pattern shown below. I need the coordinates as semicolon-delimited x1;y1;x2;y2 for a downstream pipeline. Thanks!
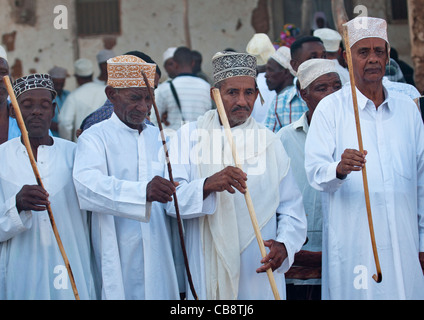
297;59;338;89
343;17;389;48
270;46;296;77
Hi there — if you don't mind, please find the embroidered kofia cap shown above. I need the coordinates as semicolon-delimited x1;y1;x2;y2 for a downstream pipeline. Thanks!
13;73;57;99
107;55;156;89
297;59;338;90
343;17;389;48
270;46;296;77
246;33;276;66
313;28;342;52
212;51;257;86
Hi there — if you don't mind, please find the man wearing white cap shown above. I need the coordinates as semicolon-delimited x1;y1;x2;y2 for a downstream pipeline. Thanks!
246;33;277;124
314;28;350;84
167;51;307;300
49;66;70;137
94;49;116;85
264;36;326;132
73;55;181;300
163;47;178;80
279;59;342;300
264;46;296;132
305;17;424;300
153;46;212;132
58;58;107;141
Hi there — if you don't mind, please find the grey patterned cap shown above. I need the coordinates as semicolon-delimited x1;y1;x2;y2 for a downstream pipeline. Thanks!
13;73;57;100
212;51;257;86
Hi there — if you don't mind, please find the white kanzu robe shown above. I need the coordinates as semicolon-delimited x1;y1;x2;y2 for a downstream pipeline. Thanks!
305;85;424;300
73;113;181;300
167;110;307;300
0;138;97;300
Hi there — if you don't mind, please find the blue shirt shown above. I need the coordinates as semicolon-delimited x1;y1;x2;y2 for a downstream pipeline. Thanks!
264;84;308;133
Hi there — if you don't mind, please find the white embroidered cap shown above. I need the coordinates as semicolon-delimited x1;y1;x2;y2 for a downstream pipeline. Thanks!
313;28;342;52
163;47;177;63
270;46;296;76
297;59;338;89
0;45;7;62
246;33;276;66
343;17;389;48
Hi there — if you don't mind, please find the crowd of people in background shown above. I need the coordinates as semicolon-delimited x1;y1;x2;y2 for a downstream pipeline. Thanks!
0;14;423;301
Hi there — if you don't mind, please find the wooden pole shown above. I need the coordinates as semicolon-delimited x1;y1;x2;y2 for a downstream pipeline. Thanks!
342;27;383;283
3;75;81;299
141;72;198;300
183;0;192;49
212;88;281;300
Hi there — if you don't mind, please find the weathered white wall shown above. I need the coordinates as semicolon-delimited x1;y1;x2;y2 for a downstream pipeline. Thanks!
1;0;260;92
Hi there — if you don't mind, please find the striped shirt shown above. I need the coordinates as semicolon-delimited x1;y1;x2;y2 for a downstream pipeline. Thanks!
264;84;308;133
152;75;212;130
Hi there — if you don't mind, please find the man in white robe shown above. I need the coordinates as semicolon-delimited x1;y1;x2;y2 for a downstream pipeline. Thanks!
73;55;181;300
305;17;424;299
0;74;97;300
167;51;307;300
279;59;342;300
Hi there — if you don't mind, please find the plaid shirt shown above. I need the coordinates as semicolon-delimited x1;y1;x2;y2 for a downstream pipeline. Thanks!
264;85;308;133
80;99;153;132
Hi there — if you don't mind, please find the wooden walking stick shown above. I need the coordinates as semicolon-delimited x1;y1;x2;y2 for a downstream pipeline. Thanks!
141;72;198;300
212;88;281;300
342;26;383;283
3;75;81;299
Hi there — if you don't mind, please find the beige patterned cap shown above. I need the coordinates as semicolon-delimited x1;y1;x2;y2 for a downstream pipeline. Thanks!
270;46;296;76
343;17;389;48
107;55;156;89
246;33;276;66
297;59;338;89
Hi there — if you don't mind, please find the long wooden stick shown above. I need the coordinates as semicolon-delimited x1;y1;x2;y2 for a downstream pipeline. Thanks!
3;76;81;299
212;88;281;300
141;72;198;300
342;27;382;283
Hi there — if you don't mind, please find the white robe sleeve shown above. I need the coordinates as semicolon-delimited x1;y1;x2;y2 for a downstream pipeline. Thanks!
0;194;32;242
305;104;346;193
165;123;216;218
414;108;424;252
73;132;150;222
275;167;307;273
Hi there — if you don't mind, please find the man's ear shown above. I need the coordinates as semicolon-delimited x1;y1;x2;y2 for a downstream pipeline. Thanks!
290;60;298;73
52;102;57;118
210;87;217;103
300;88;309;105
9;104;16;119
105;86;117;102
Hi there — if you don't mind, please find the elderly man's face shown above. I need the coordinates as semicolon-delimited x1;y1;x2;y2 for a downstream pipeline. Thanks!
301;72;342;113
216;76;258;128
108;87;153;130
350;37;388;85
16;89;55;139
265;58;290;92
